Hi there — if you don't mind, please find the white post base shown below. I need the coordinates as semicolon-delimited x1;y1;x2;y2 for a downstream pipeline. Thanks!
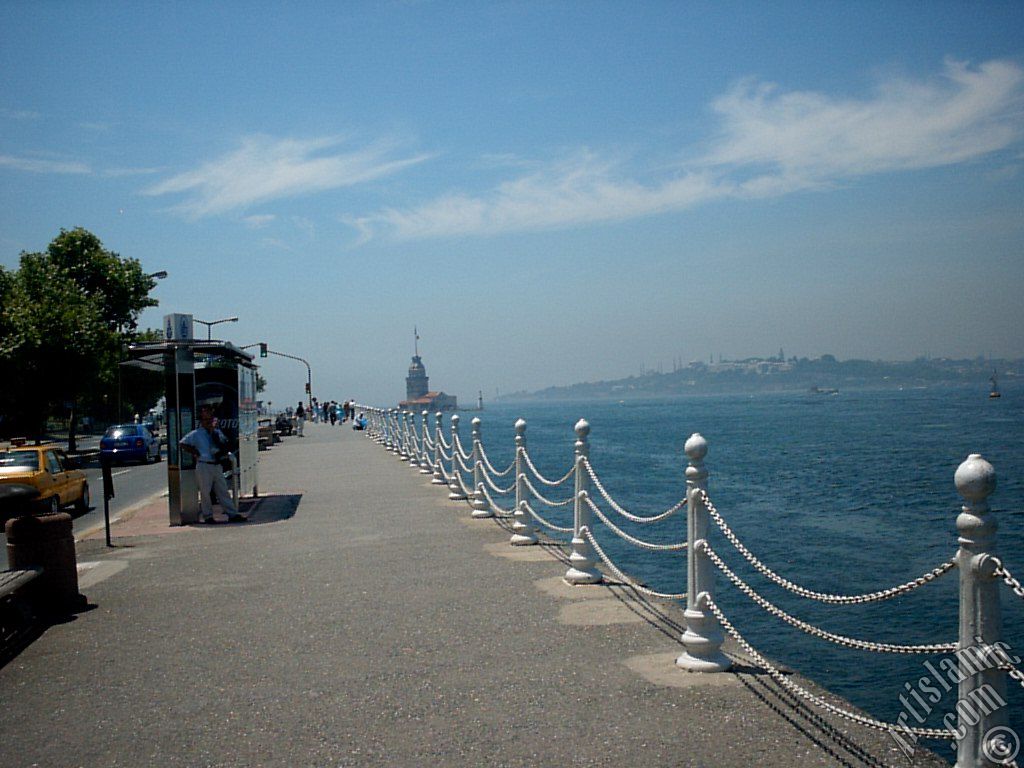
676;609;731;672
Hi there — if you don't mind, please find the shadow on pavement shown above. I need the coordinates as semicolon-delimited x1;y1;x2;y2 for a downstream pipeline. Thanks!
187;493;302;528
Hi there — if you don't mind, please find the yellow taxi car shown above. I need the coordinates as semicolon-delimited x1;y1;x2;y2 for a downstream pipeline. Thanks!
0;443;90;516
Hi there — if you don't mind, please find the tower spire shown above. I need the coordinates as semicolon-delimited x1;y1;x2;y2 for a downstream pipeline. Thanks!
414;326;419;357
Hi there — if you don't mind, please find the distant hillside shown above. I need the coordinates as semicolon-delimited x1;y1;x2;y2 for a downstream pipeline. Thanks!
502;356;1022;401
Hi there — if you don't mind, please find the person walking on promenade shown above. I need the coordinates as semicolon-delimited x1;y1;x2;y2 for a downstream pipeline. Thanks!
179;404;246;524
295;401;305;436
329;401;337;425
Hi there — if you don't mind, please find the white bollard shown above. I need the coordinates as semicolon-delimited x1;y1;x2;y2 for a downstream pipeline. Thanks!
447;414;468;501
398;411;411;461
470;417;492;517
407;412;419;467
419;411;433;474
510;418;537;546
677;433;730;672
954;454;1009;768
431;412;447;485
565;419;602;584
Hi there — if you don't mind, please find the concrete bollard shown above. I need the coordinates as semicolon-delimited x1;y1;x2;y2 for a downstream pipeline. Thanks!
676;433;731;672
447;415;468;501
510;418;537;546
5;512;88;614
565;419;601;584
954;454;1008;768
470;417;492;517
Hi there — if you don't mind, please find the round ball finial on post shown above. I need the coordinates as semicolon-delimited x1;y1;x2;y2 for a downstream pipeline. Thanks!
684;432;708;463
955;454;996;504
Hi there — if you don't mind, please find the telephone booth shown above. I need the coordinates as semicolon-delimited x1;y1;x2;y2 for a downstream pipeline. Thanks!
125;315;259;525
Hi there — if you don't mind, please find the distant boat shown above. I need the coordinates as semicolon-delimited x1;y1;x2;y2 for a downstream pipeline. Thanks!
990;372;1001;399
809;386;839;395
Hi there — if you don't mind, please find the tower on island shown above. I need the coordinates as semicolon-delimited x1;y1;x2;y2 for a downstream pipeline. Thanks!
399;328;457;411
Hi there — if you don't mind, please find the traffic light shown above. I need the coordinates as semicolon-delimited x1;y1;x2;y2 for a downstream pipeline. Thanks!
305;382;311;394
259;343;267;358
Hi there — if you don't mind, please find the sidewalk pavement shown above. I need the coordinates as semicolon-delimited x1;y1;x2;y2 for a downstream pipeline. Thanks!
0;422;947;767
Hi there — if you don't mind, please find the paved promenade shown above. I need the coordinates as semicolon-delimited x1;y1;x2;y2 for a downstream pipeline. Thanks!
0;422;947;767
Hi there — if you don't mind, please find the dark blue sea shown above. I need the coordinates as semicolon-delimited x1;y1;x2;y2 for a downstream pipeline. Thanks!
462;383;1023;762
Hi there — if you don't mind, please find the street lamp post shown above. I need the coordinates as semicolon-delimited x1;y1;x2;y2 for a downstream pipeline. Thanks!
193;316;239;341
242;343;312;413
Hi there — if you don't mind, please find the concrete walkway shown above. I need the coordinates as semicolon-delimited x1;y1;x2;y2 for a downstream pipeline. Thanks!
0;422;947;767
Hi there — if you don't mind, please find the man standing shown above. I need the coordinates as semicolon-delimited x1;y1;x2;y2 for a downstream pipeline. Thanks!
179;404;246;524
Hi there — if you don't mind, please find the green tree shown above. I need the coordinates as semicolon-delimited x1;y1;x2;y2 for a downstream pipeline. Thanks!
0;228;159;443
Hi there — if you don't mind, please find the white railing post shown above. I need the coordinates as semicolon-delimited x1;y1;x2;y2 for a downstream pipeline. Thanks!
677;433;731;672
386;409;397;452
470;417;492;517
431;412;447;485
447;414;468;501
419;411;433;474
565;419;601;584
510;418;537;546
400;411;412;461
954;454;1008;768
407;412;420;468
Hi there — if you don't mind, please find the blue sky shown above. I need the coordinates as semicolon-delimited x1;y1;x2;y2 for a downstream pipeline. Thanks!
2;2;1022;407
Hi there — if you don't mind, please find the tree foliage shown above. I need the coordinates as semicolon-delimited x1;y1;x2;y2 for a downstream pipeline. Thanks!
0;228;159;437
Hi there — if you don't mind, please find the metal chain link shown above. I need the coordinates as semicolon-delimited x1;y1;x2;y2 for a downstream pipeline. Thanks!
583;494;688;552
581;526;688;600
1000;663;1024;694
700;490;957;604
702;541;957;654
582;457;687;524
437;445;453;462
479;483;515;517
522;501;575;534
520;448;575;487
702;595;956;739
453;433;473;461
522;474;575;507
477;468;512;499
436;431;451;450
452;450;473;474
993;558;1024;603
477;443;515;477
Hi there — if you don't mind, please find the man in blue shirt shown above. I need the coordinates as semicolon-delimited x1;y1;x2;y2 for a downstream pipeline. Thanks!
179;404;246;524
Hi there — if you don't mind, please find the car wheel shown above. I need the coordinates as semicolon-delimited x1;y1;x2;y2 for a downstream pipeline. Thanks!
75;483;90;512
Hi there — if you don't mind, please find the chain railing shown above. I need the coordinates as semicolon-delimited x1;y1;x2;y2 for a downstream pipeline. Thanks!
353;408;1018;768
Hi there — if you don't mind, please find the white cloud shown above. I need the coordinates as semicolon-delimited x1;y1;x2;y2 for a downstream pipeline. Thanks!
0;154;90;174
355;58;1023;242
351;151;724;240
145;135;434;218
704;58;1024;183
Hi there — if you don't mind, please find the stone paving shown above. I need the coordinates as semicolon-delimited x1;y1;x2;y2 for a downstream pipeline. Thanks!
0;421;949;767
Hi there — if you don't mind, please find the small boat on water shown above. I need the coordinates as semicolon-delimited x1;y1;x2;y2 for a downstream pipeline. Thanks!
990;372;1001;399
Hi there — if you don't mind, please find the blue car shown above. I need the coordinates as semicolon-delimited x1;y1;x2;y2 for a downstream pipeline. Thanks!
100;424;162;464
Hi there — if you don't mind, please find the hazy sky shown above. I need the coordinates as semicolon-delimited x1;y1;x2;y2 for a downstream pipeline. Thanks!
2;2;1022;407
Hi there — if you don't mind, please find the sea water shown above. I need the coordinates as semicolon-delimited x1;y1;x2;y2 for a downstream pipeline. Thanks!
469;383;1023;761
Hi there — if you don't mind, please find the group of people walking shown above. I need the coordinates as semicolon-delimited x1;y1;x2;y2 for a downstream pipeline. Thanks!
294;398;359;430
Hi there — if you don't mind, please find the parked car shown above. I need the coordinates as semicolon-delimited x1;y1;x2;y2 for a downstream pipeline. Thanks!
0;444;89;516
100;423;162;464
